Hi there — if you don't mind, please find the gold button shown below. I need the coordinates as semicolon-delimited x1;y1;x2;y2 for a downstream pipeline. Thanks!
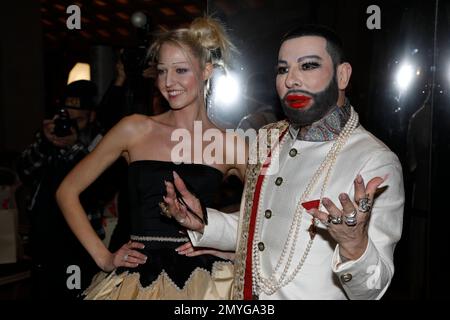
289;148;298;157
341;273;352;283
265;209;272;219
275;177;283;186
258;242;265;251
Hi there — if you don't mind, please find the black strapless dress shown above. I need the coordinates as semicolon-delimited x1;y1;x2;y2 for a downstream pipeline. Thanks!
84;161;234;299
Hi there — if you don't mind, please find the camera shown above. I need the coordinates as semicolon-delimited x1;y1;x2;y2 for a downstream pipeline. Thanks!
53;108;76;137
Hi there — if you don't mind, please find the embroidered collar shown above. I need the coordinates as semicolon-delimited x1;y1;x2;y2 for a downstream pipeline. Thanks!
288;99;352;142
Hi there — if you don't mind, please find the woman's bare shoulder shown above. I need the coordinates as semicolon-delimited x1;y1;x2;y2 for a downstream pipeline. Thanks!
112;114;155;136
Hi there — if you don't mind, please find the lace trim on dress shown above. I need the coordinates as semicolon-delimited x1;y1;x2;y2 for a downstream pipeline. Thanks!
121;260;234;292
130;235;190;242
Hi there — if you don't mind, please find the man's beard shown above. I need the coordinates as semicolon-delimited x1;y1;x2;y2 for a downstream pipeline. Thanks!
280;74;339;127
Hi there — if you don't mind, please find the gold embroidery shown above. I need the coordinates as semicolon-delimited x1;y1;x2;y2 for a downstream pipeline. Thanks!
232;120;289;300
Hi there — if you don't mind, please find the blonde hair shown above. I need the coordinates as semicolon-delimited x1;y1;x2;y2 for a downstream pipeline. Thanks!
148;16;235;70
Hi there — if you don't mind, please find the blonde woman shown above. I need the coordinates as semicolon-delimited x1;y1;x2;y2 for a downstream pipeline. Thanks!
56;17;246;299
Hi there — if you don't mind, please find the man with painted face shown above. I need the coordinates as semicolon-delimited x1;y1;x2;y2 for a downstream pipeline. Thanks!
164;25;404;300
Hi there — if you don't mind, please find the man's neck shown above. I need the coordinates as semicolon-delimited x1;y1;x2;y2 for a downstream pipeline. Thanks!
291;99;352;142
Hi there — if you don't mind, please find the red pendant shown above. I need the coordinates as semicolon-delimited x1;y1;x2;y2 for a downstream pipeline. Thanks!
302;200;320;240
301;199;320;210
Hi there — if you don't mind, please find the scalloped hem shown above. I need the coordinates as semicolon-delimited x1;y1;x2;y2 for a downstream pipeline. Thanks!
84;261;234;300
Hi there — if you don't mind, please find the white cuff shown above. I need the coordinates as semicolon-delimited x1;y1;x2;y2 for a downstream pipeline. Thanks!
332;239;388;300
187;208;238;251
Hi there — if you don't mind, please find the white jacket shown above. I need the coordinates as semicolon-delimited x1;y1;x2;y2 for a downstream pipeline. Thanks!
189;124;404;300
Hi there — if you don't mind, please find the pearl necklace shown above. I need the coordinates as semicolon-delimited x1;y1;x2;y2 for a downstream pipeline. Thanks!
252;107;359;296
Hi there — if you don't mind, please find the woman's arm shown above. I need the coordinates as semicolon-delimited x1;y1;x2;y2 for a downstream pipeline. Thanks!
56;115;147;271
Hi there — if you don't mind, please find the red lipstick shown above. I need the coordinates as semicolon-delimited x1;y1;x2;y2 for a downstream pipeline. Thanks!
285;94;312;109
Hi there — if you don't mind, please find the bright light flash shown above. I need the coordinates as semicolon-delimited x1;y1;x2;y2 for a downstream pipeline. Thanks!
395;63;414;91
67;62;91;84
214;73;240;105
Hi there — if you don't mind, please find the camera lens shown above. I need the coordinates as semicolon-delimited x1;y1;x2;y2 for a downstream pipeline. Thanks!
53;109;74;137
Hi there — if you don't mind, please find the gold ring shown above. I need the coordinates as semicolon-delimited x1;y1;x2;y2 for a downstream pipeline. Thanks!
159;202;171;218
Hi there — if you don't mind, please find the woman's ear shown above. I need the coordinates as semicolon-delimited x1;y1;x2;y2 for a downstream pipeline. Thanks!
337;62;352;90
203;62;214;81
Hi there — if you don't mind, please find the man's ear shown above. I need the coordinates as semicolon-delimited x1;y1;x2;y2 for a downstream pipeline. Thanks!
337;62;352;90
203;62;214;81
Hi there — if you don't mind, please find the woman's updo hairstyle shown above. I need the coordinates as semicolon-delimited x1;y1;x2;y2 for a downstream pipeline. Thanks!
148;16;234;70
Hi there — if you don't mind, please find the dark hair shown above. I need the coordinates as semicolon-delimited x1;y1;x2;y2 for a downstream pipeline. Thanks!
281;24;346;67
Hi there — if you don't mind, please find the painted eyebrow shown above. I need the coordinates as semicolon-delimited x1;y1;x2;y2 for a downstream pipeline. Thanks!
277;55;323;64
157;61;189;66
297;55;322;63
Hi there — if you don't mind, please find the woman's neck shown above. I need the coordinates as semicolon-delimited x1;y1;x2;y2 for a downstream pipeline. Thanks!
167;100;208;131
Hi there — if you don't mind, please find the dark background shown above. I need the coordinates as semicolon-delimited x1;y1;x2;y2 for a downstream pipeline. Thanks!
1;0;449;299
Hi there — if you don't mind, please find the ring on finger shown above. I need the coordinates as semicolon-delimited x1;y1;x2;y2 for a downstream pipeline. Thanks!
159;202;172;218
327;215;342;225
358;196;372;213
344;217;357;226
123;254;129;262
344;209;357;219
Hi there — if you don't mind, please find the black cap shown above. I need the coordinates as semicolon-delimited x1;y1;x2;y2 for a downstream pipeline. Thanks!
63;80;97;110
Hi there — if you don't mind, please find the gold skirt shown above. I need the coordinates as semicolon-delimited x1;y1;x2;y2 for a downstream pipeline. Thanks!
84;261;234;300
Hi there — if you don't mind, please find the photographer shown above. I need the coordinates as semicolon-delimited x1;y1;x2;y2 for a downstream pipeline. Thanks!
17;80;119;299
